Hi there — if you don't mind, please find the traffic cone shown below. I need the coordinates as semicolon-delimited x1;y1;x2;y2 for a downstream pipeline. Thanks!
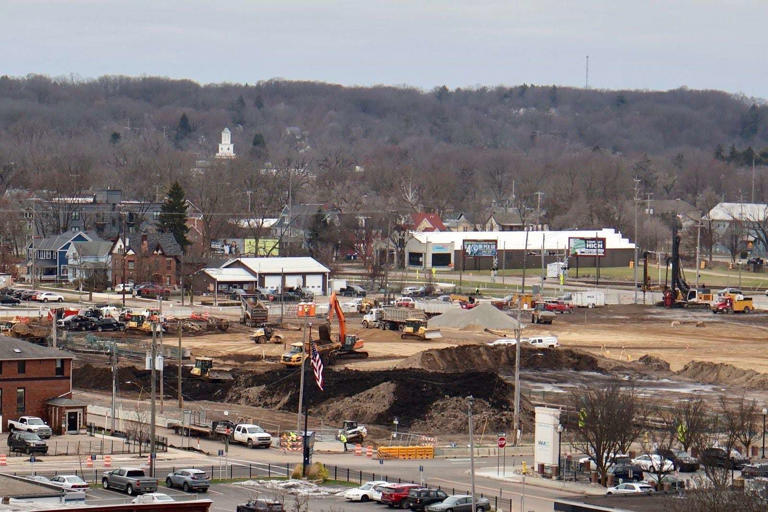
86;457;93;468
0;454;6;466
366;446;373;458
354;444;362;456
104;455;111;468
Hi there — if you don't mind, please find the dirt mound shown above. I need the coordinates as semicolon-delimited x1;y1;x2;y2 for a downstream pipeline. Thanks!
676;361;768;388
410;396;522;434
313;382;397;424
429;303;521;331
396;344;602;373
638;355;671;372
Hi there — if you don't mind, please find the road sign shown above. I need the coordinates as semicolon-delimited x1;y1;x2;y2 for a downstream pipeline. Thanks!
497;436;507;448
218;449;224;457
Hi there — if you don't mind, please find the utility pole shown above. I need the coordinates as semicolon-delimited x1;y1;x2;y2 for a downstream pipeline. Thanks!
158;296;164;414
121;212;127;308
111;344;117;433
540;232;545;292
534;191;544;229
180;250;185;307
150;319;157;478
296;323;307;432
521;228;529;292
31;202;37;289
468;396;476;512
177;321;183;410
513;306;522;446
695;219;702;289
752;153;757;204
633;177;640;304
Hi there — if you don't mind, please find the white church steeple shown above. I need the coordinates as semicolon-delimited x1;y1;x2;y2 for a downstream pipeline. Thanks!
216;127;235;159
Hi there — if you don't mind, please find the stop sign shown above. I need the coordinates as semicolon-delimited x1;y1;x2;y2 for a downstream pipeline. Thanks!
498;436;506;448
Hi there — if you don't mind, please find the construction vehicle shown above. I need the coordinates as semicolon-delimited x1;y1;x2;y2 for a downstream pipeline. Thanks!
712;295;754;314
281;291;368;366
366;307;427;330
357;298;379;314
662;225;712;309
240;294;269;327
531;303;555;324
190;357;233;381
400;318;442;340
250;324;281;344
336;420;367;444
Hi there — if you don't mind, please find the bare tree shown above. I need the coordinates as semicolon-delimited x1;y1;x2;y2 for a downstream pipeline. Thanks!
673;397;708;453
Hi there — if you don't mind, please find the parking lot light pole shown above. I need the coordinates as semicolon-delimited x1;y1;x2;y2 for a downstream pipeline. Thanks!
468;396;476;512
557;424;563;480
762;408;767;458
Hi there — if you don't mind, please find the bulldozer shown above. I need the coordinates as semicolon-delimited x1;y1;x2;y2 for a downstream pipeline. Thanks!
400;318;442;340
190;357;233;381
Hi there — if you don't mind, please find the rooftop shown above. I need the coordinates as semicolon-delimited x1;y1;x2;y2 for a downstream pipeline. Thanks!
0;474;64;500
0;337;73;361
202;267;257;283
223;257;330;274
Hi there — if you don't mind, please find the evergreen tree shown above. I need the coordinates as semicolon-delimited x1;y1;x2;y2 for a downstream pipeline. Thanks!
158;181;190;250
174;113;193;145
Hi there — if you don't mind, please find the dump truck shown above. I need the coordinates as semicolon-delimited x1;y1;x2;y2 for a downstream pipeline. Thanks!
240;294;269;327
531;303;555;324
364;307;427;330
250;324;281;343
712;295;754;314
400;318;442;340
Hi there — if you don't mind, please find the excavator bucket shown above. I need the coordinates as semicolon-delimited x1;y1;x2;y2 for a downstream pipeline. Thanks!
424;328;442;340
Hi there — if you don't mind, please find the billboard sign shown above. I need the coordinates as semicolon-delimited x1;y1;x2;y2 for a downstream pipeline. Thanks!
463;240;497;257
569;237;605;257
244;238;280;256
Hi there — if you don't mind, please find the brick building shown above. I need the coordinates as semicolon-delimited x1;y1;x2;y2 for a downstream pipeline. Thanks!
0;338;75;432
111;233;182;288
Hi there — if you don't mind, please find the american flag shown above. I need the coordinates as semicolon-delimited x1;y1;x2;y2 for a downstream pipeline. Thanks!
311;343;324;391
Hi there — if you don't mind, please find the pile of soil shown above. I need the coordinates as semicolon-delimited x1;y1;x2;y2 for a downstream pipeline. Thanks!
410;396;520;434
227;367;523;432
396;344;602;373
429;303;521;331
676;361;768;388
638;354;671;372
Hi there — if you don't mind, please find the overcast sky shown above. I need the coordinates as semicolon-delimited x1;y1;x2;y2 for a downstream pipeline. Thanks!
3;0;766;99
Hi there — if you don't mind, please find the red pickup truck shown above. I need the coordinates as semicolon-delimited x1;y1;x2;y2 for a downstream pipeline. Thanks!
381;483;420;508
543;300;573;314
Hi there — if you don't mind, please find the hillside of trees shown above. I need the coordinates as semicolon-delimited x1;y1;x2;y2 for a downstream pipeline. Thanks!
1;74;767;253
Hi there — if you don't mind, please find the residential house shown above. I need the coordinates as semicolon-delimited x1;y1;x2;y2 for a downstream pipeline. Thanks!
65;241;113;284
707;202;768;256
111;233;182;287
26;230;93;282
0;337;79;433
272;203;341;255
641;199;701;227
409;213;446;232
443;212;475;232
484;207;546;231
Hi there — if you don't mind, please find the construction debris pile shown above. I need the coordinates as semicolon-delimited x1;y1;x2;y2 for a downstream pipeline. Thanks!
428;303;522;332
163;315;230;335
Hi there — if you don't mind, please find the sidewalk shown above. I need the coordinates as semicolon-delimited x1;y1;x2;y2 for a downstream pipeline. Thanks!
476;468;606;496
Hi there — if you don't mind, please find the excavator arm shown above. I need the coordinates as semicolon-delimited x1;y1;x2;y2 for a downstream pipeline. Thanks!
327;291;346;342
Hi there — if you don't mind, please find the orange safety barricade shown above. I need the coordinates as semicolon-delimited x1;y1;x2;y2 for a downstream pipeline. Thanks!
366;446;373;458
86;457;93;468
354;444;362;456
0;454;6;466
104;455;112;467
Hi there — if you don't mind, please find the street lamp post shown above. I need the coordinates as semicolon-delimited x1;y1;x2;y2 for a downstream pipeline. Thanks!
762;408;767;459
468;396;476;512
557;424;564;480
393;418;399;439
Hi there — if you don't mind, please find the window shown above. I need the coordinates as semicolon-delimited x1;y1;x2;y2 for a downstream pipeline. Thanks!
128;260;135;270
17;361;25;374
56;359;64;376
0;361;3;374
165;276;171;286
16;388;25;413
0;388;3;414
166;258;172;270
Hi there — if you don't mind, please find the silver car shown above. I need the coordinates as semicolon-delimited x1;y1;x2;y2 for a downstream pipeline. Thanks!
165;469;209;492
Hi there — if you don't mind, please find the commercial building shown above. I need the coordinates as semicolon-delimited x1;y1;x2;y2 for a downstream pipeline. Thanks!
0;337;77;433
404;229;635;271
196;256;331;296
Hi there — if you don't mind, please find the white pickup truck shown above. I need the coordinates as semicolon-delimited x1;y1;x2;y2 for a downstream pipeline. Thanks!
8;416;53;439
231;424;272;448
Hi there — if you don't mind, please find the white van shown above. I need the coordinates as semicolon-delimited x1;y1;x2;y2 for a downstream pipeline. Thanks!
525;336;559;349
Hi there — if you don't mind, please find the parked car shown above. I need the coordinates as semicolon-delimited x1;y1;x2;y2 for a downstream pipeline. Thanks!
631;454;675;473
341;285;367;297
700;447;749;470
605;482;654;495
60;315;96;331
277;290;302;302
608;464;644;482
297;287;315;301
115;283;134;294
20;290;38;301
405;488;449;511
0;295;20;305
372;483;394;503
525;336;559;349
94;318;126;332
49;475;89;491
255;288;275;301
656;449;699;472
8;416;52;438
8;432;48;454
395;297;416;308
543;300;573;314
426;495;491;512
488;338;517;346
131;493;174;503
138;285;170;299
381;483;420;508
236;499;285;512
741;462;768;479
165;469;210;492
344;481;389;502
102;467;158;495
36;291;64;303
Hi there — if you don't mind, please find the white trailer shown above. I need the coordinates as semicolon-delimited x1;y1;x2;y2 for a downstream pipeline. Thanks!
572;291;605;308
329;279;347;292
